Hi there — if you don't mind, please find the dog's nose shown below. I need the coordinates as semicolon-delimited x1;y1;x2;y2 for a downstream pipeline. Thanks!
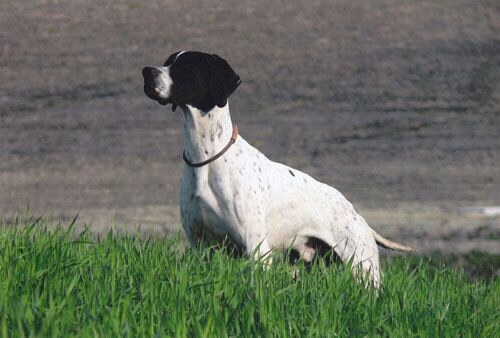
142;67;161;80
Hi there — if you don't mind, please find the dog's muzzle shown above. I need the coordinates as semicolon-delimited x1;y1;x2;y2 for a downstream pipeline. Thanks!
142;67;169;105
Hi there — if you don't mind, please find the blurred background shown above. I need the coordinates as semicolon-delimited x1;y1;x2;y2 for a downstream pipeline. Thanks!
0;0;498;255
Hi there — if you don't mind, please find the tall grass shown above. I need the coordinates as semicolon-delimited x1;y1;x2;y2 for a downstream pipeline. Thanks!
0;217;498;337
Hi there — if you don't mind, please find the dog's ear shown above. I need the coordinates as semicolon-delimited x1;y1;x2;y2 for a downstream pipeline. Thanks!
208;54;241;108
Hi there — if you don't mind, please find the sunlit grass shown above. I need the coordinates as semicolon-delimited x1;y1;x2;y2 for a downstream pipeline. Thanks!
0;217;498;337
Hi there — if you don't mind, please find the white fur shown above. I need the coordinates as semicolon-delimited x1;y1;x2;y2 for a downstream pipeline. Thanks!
152;67;173;99
174;51;186;63
179;103;381;288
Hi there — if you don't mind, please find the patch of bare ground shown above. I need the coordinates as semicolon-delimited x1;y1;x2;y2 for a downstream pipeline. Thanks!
1;0;499;256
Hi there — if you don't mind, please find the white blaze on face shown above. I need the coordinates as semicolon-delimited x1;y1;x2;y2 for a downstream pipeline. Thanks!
154;51;185;99
154;66;173;99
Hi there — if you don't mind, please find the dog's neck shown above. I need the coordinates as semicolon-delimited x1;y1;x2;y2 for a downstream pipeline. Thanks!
181;103;234;164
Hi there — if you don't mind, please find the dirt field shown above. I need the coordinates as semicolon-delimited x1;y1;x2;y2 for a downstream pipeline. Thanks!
1;0;499;253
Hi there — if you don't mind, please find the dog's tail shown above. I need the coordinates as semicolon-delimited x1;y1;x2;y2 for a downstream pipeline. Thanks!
371;229;415;252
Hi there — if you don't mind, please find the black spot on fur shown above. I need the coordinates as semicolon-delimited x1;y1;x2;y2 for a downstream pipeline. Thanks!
305;237;341;265
289;170;295;177
217;123;223;139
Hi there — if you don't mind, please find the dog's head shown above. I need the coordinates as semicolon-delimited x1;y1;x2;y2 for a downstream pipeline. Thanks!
142;51;241;112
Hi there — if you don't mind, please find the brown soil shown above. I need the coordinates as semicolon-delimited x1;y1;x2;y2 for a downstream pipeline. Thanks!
1;0;499;253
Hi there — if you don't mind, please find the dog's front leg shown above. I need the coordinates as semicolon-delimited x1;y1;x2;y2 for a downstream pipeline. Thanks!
245;233;273;267
238;213;273;267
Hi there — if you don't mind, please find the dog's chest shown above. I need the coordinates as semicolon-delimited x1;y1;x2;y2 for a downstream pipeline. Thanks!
180;166;239;243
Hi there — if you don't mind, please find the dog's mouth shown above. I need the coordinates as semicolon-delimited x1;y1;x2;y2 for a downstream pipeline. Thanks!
143;85;177;111
143;85;164;102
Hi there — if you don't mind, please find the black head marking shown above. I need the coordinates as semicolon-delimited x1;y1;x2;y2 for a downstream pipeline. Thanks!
164;51;183;66
207;54;241;108
143;51;241;112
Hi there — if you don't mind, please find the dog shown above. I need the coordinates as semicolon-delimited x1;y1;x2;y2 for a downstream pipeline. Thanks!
142;51;413;288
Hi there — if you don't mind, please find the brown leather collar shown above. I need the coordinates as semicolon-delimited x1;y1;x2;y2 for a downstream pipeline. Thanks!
183;126;238;167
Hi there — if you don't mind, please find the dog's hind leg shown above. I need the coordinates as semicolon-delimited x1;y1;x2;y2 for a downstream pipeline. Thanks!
309;222;381;288
338;233;380;289
330;236;381;288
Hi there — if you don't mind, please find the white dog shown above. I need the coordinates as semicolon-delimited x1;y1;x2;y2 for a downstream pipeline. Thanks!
142;51;413;288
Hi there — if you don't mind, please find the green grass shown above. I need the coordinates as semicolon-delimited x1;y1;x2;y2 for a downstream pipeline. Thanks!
0;217;498;337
